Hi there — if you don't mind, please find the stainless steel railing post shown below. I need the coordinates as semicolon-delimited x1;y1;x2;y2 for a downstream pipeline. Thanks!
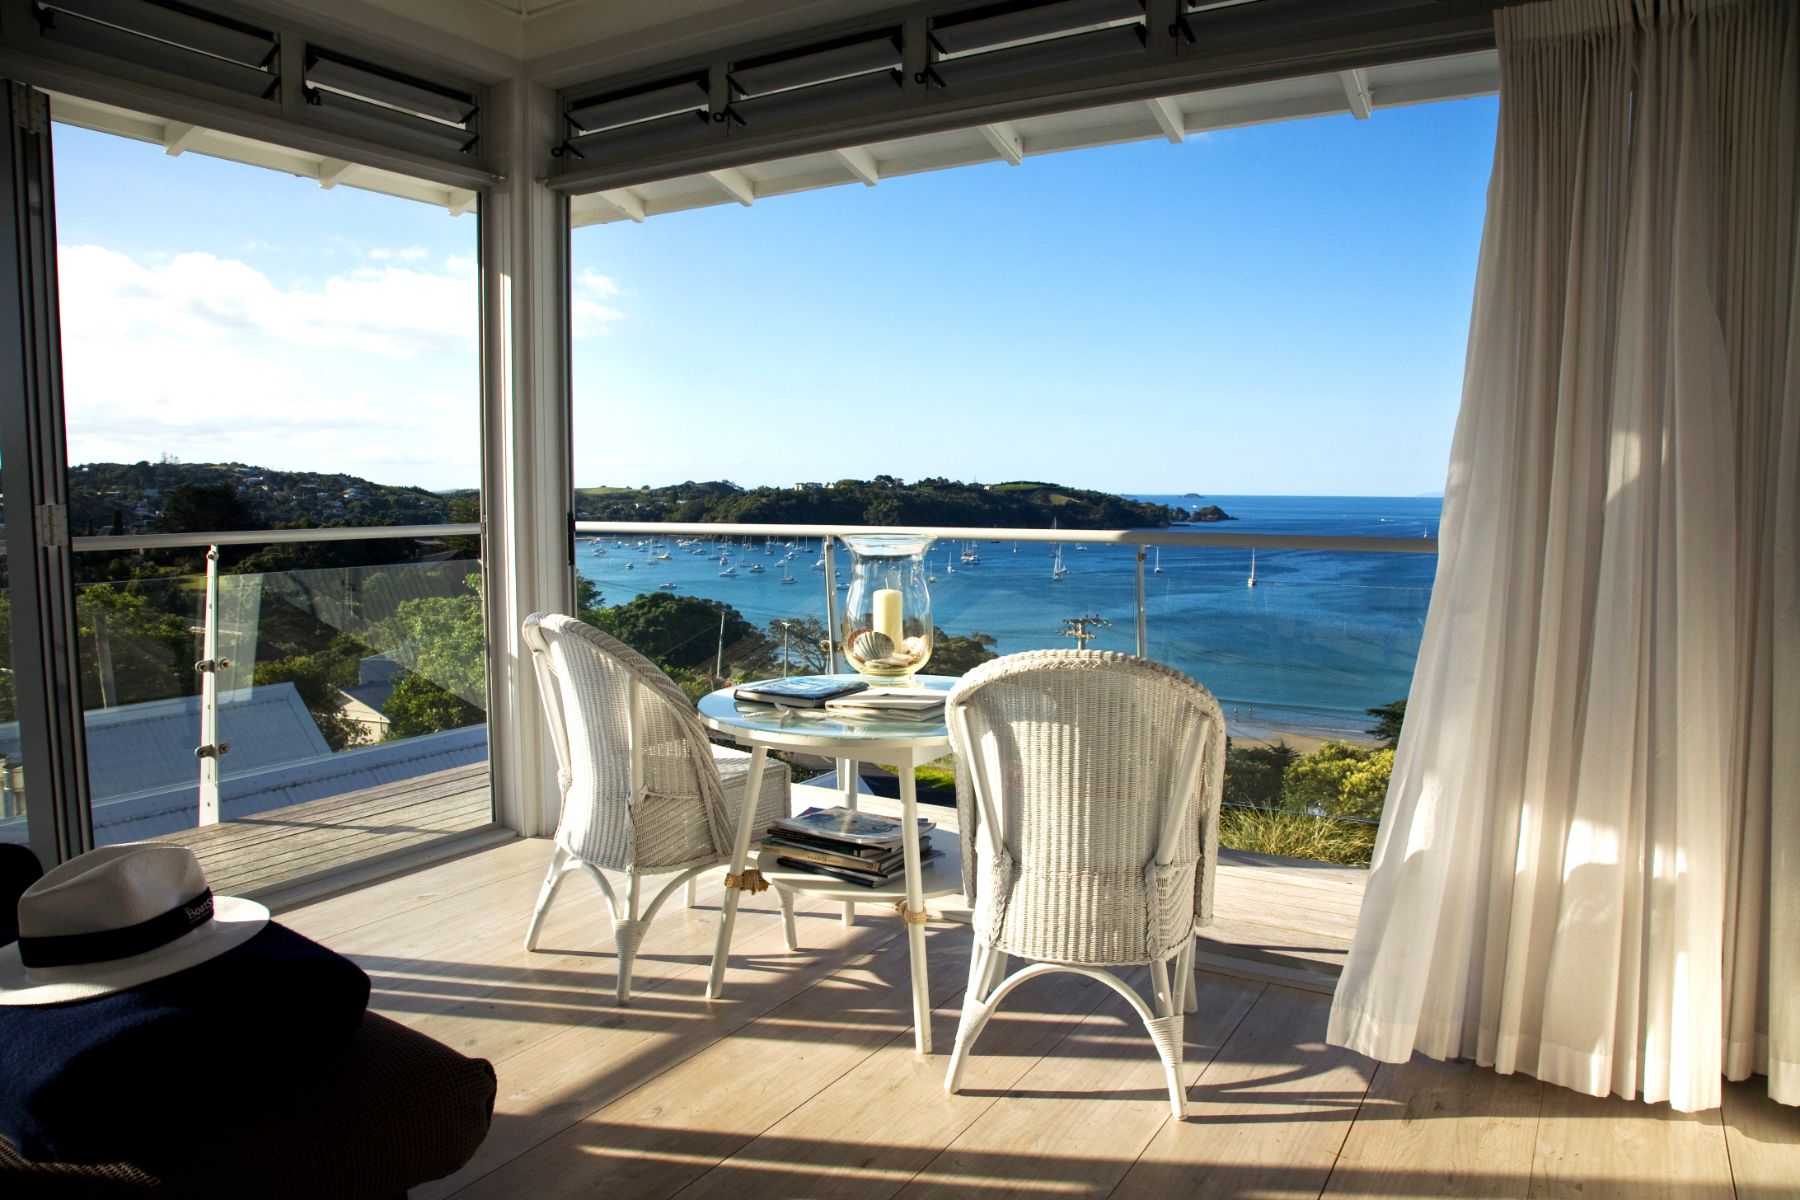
822;537;841;674
196;545;223;826
1135;544;1148;658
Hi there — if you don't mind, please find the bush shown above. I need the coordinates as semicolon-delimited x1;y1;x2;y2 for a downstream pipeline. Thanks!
1222;741;1298;809
1282;742;1394;820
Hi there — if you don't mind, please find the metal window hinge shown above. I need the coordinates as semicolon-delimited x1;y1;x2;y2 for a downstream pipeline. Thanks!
33;503;66;548
195;743;231;759
10;84;48;135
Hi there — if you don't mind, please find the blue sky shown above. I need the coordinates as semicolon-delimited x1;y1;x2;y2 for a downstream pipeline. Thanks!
571;95;1496;495
51;92;1496;495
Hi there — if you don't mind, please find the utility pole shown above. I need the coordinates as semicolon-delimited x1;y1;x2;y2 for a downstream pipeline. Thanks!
1061;613;1111;648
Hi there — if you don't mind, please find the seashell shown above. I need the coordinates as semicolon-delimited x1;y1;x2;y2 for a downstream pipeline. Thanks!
902;636;929;662
849;630;894;662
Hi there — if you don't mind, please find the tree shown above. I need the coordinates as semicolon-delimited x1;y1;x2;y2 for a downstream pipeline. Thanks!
1222;741;1298;810
157;482;251;535
384;674;483;740
926;628;999;676
75;584;196;709
576;574;603;615
744;617;830;677
254;652;364;750
373;574;487;738
1282;742;1395;820
1365;699;1406;748
587;592;755;673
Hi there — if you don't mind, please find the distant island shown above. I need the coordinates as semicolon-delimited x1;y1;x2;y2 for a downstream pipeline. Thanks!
65;463;1230;535
575;477;1229;529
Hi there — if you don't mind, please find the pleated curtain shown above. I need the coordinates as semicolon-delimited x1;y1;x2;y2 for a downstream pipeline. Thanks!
1327;0;1799;1112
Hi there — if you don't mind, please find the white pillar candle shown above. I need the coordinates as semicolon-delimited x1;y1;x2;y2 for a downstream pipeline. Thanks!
872;588;904;649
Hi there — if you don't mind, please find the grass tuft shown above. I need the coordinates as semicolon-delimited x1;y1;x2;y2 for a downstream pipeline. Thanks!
1219;806;1376;867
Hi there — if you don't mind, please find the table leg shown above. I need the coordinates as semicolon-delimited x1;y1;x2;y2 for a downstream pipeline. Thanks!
707;744;768;1000
839;756;858;928
898;756;932;1054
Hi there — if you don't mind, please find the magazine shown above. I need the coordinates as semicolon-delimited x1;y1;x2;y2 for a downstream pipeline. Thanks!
823;687;947;717
733;676;868;708
761;833;931;874
772;805;935;846
774;847;941;889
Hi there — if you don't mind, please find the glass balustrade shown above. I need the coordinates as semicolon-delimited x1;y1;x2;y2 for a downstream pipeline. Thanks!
576;523;1432;866
38;537;493;892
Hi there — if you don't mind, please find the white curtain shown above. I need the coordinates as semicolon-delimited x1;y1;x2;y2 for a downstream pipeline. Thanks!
1327;0;1798;1112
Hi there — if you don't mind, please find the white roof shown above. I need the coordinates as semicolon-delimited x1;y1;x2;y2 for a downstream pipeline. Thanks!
44;47;1494;226
569;50;1499;227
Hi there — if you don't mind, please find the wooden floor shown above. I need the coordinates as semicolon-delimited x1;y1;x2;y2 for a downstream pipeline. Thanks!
161;764;493;900
279;837;1799;1200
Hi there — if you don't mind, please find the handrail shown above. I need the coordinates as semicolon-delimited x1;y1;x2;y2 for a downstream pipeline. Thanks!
577;520;1438;554
71;523;482;553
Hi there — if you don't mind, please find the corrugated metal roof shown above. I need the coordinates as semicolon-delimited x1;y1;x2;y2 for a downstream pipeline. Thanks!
91;725;490;843
0;684;331;803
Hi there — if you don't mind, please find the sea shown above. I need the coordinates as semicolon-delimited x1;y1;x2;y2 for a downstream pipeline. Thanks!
577;495;1443;744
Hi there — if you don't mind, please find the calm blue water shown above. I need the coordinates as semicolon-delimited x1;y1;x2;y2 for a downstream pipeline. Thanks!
578;495;1442;742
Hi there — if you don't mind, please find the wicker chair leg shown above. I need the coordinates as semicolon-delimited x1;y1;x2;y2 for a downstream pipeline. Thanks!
523;846;571;951
1147;957;1189;1121
686;875;699;908
612;918;648;1005
945;942;996;1094
1178;938;1197;1015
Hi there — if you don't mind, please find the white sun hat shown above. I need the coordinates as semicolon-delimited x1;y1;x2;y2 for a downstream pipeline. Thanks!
0;842;269;1006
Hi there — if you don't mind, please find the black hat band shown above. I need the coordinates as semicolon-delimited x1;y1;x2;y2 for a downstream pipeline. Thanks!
18;888;215;969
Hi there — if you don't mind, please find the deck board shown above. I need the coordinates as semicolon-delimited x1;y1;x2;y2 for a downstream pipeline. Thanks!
160;763;492;898
268;839;1788;1200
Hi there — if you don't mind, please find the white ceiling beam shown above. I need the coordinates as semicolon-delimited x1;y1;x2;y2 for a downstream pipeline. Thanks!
446;188;478;217
1339;68;1373;120
978;122;1024;166
317;157;359;189
707;167;755;207
596;188;646;223
1145;97;1186;143
834;146;880;186
161;120;202;156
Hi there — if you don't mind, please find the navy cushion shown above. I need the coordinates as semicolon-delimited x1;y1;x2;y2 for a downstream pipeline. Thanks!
0;921;369;1165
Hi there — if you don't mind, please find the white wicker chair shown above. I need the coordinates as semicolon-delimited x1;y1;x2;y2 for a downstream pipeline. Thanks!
943;649;1225;1120
521;612;794;1004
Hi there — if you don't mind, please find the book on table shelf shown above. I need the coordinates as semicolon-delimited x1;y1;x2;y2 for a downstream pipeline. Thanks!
760;806;938;885
732;677;868;708
773;805;934;846
773;849;942;889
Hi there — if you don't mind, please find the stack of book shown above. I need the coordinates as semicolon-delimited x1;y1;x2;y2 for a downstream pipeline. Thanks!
761;805;937;889
821;687;946;721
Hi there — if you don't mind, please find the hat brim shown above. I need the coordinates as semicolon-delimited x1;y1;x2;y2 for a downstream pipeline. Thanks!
0;896;269;1005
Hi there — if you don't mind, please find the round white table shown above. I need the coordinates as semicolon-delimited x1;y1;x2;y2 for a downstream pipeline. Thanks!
698;675;961;1054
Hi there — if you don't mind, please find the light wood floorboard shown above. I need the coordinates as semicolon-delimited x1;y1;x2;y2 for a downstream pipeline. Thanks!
272;840;1789;1200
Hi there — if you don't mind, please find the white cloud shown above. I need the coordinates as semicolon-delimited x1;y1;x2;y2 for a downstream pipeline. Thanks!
57;243;477;359
56;244;481;488
370;245;431;262
571;267;625;337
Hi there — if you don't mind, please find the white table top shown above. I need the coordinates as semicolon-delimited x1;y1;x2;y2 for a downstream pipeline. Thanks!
698;675;955;755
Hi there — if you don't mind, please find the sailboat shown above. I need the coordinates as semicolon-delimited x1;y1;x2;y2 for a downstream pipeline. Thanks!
779;563;797;584
1051;544;1068;580
1247;548;1258;588
1153;546;1162;574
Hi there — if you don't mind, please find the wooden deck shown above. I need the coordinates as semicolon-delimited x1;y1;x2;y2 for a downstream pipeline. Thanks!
279;837;1798;1200
161;764;494;901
